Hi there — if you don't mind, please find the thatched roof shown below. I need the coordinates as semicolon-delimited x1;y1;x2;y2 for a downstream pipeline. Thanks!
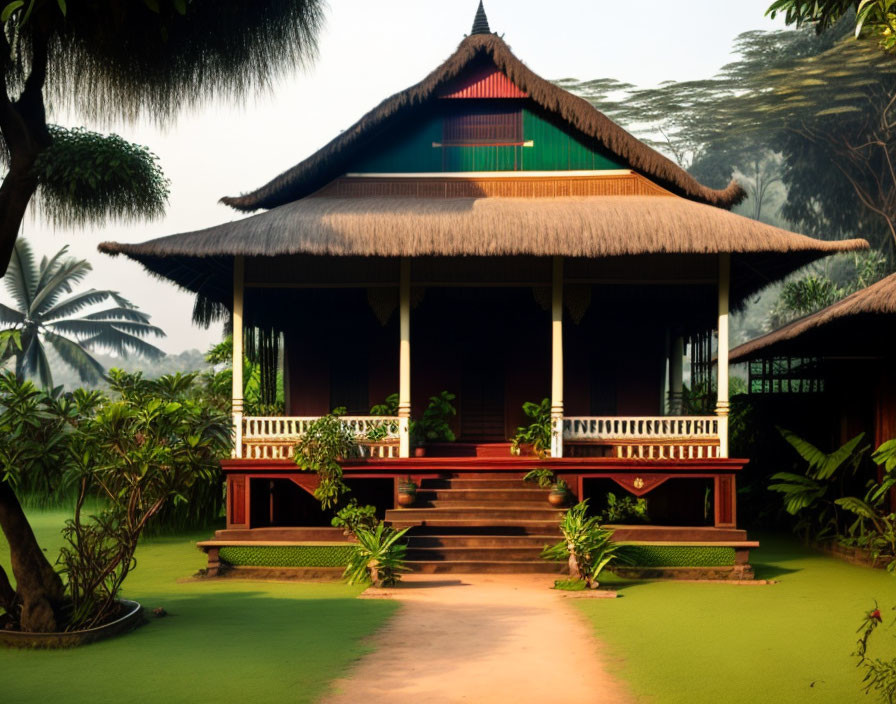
219;32;746;212
730;272;896;362
100;194;867;306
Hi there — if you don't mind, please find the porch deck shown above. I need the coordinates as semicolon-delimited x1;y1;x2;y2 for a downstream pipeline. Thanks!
210;456;754;578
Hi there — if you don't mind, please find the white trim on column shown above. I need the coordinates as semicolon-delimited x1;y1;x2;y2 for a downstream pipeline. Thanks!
716;253;731;458
232;255;245;459
551;256;564;458
398;258;411;458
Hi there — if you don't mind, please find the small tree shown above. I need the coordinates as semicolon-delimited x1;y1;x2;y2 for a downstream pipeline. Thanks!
59;373;229;630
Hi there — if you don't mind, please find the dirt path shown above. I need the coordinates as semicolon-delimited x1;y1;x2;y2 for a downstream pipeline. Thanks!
321;573;634;704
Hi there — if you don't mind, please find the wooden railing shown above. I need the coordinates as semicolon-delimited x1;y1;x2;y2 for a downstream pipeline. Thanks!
562;416;722;459
241;416;401;460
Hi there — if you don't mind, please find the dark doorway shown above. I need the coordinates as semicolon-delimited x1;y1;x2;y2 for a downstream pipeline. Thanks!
249;479;330;528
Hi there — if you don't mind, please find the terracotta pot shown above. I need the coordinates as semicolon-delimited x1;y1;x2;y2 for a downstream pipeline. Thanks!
548;489;567;508
397;491;416;507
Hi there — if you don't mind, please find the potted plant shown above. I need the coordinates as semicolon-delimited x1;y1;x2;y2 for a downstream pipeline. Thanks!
511;398;552;458
397;477;418;507
549;479;570;507
523;469;569;506
411;390;457;456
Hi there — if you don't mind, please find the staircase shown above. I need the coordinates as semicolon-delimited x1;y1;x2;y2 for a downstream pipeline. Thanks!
385;473;567;574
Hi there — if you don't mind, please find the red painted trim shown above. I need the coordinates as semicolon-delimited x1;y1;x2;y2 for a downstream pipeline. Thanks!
438;66;528;99
221;458;748;474
606;474;671;498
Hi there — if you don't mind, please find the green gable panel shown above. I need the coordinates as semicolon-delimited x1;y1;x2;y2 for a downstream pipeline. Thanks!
351;116;443;173
348;107;622;174
442;145;522;171
521;110;621;171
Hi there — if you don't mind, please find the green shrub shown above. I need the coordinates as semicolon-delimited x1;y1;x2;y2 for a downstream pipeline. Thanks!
621;545;735;567
331;500;378;537
219;545;355;567
294;410;359;509
598;492;649;524
523;468;555;488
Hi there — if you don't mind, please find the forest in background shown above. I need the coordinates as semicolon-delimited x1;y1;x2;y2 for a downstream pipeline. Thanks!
561;14;896;344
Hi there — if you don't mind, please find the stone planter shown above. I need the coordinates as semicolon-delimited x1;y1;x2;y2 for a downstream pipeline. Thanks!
0;599;143;649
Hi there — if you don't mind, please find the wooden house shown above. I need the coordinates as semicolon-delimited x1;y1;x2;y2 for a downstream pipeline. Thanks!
101;4;867;577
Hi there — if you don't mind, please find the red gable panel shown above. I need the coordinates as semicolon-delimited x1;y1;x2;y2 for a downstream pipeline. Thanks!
439;65;528;99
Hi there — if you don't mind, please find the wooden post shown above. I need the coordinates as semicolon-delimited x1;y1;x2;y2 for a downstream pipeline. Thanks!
714;474;736;528
716;254;730;458
398;258;411;458
232;256;245;459
551;256;564;458
669;335;684;415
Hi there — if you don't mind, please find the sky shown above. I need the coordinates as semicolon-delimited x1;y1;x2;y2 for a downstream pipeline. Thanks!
4;0;787;354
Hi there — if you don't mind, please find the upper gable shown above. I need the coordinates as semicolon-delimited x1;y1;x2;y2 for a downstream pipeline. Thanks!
221;33;744;211
347;102;624;174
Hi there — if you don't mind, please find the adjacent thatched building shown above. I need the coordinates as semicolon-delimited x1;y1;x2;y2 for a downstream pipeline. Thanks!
731;273;896;450
101;4;868;578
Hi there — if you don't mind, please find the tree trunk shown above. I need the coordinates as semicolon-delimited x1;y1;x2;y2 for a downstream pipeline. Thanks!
0;563;18;615
0;30;51;277
0;480;64;631
0;165;40;276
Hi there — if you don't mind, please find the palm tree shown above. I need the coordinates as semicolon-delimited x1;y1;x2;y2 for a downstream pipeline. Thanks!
0;239;164;388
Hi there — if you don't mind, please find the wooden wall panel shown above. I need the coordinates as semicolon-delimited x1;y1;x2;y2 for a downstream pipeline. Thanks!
314;173;672;199
875;363;896;447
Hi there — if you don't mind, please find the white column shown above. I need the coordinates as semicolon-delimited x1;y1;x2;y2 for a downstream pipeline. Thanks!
669;335;684;415
550;256;564;458
716;254;730;458
398;258;411;458
232;255;245;459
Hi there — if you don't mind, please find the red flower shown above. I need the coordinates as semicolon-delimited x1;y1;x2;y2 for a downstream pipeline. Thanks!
871;609;882;622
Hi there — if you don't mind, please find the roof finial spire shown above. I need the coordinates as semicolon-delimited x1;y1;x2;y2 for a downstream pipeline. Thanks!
471;1;491;35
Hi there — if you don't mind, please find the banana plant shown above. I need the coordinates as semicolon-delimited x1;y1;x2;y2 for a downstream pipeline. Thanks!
769;429;869;541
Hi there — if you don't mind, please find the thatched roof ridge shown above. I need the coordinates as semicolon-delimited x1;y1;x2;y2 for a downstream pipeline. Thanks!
220;33;746;212
730;272;896;363
100;195;866;306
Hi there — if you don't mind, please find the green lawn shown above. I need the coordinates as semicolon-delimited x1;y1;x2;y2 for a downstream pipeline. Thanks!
6;512;896;703
1;510;399;704
583;536;896;703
